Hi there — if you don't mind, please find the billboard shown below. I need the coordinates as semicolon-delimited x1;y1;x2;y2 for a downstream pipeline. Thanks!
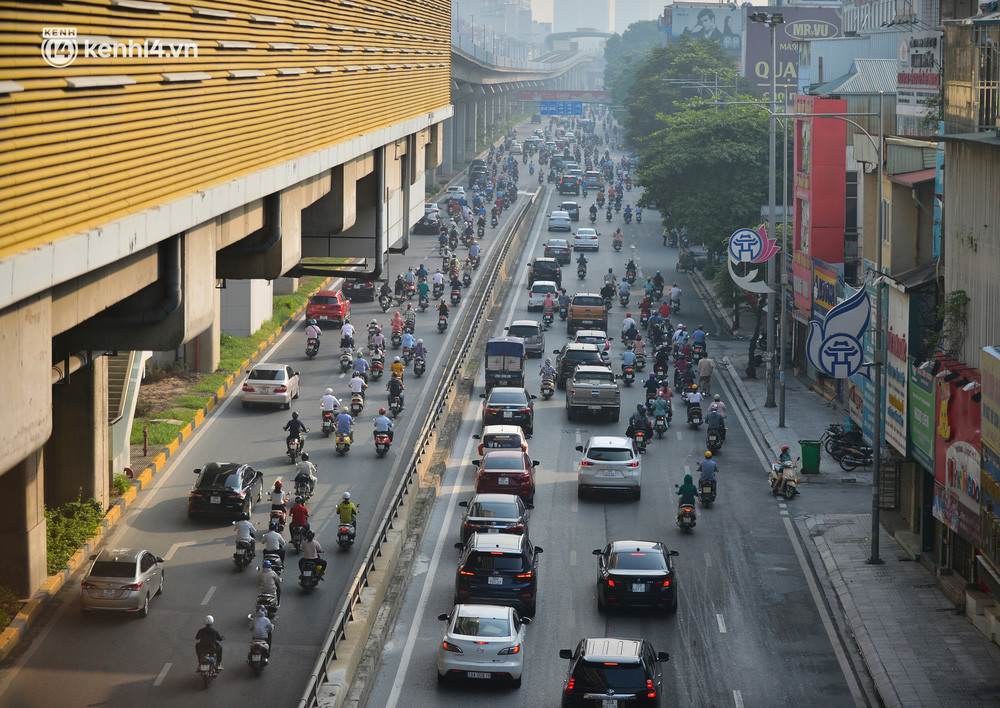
908;359;935;472
896;31;942;136
884;287;909;455
981;347;1000;454
744;7;842;105
518;90;610;103
671;5;743;68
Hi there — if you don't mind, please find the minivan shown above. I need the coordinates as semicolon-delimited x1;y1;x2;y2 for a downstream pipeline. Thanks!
506;320;545;357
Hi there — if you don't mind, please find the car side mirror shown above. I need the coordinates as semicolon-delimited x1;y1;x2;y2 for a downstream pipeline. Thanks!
524;503;534;510
532;460;539;467
458;501;469;508
194;469;201;474
454;542;465;550
674;484;679;489
504;327;509;331
472;434;481;440
437;613;450;621
669;550;679;557
156;557;165;564
479;393;486;398
553;350;560;354
559;649;574;660
592;549;602;555
294;372;300;377
89;553;98;560
472;459;481;466
521;616;532;625
530;394;537;400
534;546;544;553
657;652;670;662
575;445;584;452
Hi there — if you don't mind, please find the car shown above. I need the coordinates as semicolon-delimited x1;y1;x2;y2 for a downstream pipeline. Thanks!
505;320;545;357
559;637;669;707
528;257;562;288
473;449;538;502
80;547;165;616
453;533;543;616
557;176;580;196
306;289;351;327
564;131;576;141
424;202;441;216
470;158;487;169
437;604;530;686
473;424;529;457
532;128;544;137
552;342;605;389
241;364;300;409
527;280;559;311
445;185;466;200
481;386;536;434
593;541;678;611
458;493;531;543
531;114;542;123
565;367;622;423
573;227;600;251
188;461;264;518
576;435;641;499
510;142;523;155
584;170;604;189
559;201;580;221
412;213;442;234
544;238;572;264
574;329;611;362
547;210;572;232
567;169;584;181
469;167;488;187
341;279;375;302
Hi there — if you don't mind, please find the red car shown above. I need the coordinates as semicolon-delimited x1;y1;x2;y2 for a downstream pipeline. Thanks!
473;450;538;504
306;290;351;328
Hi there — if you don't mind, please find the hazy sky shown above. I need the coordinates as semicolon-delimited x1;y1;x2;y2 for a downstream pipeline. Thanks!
533;0;555;24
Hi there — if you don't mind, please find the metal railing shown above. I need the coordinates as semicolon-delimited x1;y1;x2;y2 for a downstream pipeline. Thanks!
297;188;542;708
451;35;585;72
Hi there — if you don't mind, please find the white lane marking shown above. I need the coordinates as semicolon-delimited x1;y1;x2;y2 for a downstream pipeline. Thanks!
675;430;683;440
570;550;578;566
385;406;482;708
704;552;712;567
339;372;346;378
683;465;691;477
164;540;195;561
153;662;172;686
780;510;789;516
571;495;578;513
717;613;727;633
733;689;745;708
201;586;217;606
575;430;582;444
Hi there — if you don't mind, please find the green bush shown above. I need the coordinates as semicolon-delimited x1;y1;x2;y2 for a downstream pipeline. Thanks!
112;473;133;497
0;585;22;627
46;496;104;575
130;419;184;446
702;262;717;280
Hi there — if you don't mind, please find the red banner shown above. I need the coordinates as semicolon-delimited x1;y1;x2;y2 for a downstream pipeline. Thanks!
518;90;610;103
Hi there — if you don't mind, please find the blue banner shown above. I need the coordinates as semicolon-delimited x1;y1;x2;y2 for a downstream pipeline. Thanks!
572;101;583;115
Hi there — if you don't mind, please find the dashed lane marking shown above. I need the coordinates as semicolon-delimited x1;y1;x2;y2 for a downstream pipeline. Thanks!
717;613;727;633
201;586;217;606
153;663;172;687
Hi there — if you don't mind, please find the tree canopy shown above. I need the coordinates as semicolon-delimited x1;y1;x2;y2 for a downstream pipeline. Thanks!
602;21;661;116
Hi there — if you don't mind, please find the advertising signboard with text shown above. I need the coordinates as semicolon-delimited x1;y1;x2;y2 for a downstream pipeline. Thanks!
932;362;982;546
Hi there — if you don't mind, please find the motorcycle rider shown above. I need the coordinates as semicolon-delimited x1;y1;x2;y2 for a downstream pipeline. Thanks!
379;280;393;301
305;319;322;351
348;372;367;401
234;511;256;557
774;445;793;495
675;472;698;521
387;372;406;410
390;355;405;379
449;272;463;292
462;258;474;282
437;300;450;319
415;263;428;280
588;204;598;220
668;282;682;305
416;277;430;302
652;391;671;423
401;330;415;354
712;394;728;419
612;229;623;248
295;452;317;494
684;383;704;415
413;339;428;361
340;320;356;349
394;273;407;299
654;345;672;377
390;311;404;333
403;303;417;330
706;404;726;440
625;404;652;441
283;411;308;453
248;606;274;658
370;327;386;353
633;333;647;358
658;299;671;319
335;409;355;443
257;560;281;607
299;530;327;579
261;522;286;563
352;349;370;380
196;616;225;670
432;269;445;290
320;388;340;416
652;271;665;293
625;257;637;278
336;492;360;540
692;324;708;348
540;357;557;381
542;290;556;315
289;496;310;535
699;452;718;494
603;268;617;287
576;253;588;271
268;480;289;515
469;239;481;261
373;407;395;442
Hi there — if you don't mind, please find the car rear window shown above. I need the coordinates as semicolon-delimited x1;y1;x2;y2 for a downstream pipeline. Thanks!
573;296;604;307
89;561;135;578
587;447;633;462
453;616;511;637
482;457;528;471
577;336;605;345
572;662;646;690
508;326;540;338
248;369;283;381
566;351;602;363
465;552;525;572
197;471;241;489
469;500;520;518
482;434;523;449
488;391;527;405
576;371;615;384
310;296;338;305
610;551;668;571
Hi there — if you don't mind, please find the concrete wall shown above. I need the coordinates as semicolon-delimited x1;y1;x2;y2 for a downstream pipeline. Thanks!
221;280;275;338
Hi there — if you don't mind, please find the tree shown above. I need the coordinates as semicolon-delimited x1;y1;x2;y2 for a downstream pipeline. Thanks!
603;21;663;120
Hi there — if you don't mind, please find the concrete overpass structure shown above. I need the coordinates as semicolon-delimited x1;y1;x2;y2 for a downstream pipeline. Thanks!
0;1;593;599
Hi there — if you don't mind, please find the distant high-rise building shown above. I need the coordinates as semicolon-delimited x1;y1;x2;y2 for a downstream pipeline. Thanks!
553;0;611;33
614;0;659;33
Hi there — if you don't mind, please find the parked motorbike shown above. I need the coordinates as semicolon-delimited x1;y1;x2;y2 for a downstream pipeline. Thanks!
305;338;319;359
699;479;716;506
247;636;270;676
707;429;723;453
233;539;254;571
839;442;874;471
299;558;320;593
374;430;392;458
769;459;800;499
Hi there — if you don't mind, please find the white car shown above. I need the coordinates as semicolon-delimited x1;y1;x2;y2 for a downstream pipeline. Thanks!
241;363;300;409
548;210;572;232
424;202;441;216
445;186;466;200
527;280;559;311
564;131;576;141
437;604;530;686
575;435;642;500
510;142;523;155
573;227;600;251
574;329;611;362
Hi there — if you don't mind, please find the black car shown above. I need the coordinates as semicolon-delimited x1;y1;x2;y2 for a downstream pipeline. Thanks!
469;167;488;187
559;637;669;707
594;540;678;612
188;462;264;519
552;343;605;389
342;279;375;302
560;201;580;221
531;114;542;124
458;493;531;543
413;214;442;235
453;533;543;616
528;257;562;289
481;387;536;435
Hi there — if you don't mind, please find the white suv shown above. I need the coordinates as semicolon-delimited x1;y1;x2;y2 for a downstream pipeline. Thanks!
575;435;642;500
445;186;466;200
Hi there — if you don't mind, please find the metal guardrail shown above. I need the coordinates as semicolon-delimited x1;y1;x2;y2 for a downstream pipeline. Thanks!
297;188;542;708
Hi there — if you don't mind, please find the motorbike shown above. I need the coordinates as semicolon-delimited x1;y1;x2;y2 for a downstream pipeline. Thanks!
699;479;717;506
450;289;461;305
540;377;555;400
636;212;642;224
634;428;648;454
623;212;632;224
286;436;303;464
449;233;459;250
537;174;543;185
350;393;364;416
257;592;278;621
655;364;667;384
269;508;285;534
247;636;270;676
577;264;587;279
402;346;413;364
294;478;312;502
390;330;402;349
635;352;646;371
477;223;485;239
369;359;384;380
233;539;254;571
262;549;283;577
839;442;874;471
299;558;320;593
462;273;472;288
589;213;597;224
639;312;649;328
654;414;668;438
606;210;613;222
652;286;664;301
626;269;636;285
321;409;334;437
687;403;703;428
337;520;357;550
613;239;622;252
388;395;403;416
379;294;392;313
707;429;723;453
614;201;622;213
671;297;681;315
339;349;352;373
622;366;635;386
197;653;221;688
432;282;444;299
413;356;426;377
437;315;448;332
675;500;697;533
418;294;429;312
491;213;499;227
619;292;629;307
335;429;353;455
542;309;554;328
769;460;799;499
403;319;415;335
289;525;306;553
471;254;481;269
305;337;319;359
692;342;706;363
374;430;392;458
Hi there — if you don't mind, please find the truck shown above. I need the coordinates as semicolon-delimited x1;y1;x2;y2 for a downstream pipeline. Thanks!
566;366;621;422
485;337;526;390
567;293;608;335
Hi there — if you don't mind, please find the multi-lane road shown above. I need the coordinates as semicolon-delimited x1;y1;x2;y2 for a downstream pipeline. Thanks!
366;125;875;707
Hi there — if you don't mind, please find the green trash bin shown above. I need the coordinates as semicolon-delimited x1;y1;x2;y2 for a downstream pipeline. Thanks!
798;439;820;474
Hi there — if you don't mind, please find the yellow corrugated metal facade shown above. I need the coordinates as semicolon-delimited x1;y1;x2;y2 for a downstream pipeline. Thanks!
0;0;452;258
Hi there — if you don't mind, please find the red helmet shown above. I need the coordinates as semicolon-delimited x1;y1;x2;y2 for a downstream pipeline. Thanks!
379;407;387;415
781;445;790;452
274;481;282;488
626;312;632;317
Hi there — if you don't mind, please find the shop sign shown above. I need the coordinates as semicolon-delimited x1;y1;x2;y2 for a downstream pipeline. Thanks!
908;360;935;472
884;288;908;454
933;367;982;545
982;347;1000;453
811;258;838;315
792;250;812;323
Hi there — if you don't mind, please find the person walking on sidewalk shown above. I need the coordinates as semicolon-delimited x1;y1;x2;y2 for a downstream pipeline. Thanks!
697;356;714;396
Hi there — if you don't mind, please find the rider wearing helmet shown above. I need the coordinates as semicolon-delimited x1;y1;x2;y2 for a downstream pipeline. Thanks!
283;411;309;453
195;615;225;669
390;356;405;379
321;388;340;414
627;404;652;441
268;480;289;513
373;407;395;441
540;357;557;380
305;318;322;347
257;559;282;606
336;492;360;540
705;403;726;439
234;511;256;556
295;451;318;493
261;521;286;562
413;338;428;360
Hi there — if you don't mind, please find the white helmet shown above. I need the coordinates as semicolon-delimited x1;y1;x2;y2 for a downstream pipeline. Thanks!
342;491;351;501
325;388;333;395
204;615;214;626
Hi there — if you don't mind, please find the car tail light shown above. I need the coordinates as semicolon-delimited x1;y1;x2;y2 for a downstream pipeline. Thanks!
629;461;639;468
509;524;524;532
236;492;247;499
498;644;521;655
647;679;656;699
242;383;254;392
459;570;475;576
442;640;463;653
565;678;576;695
518;407;531;414
485;406;497;415
662;579;672;588
81;581;98;589
274;385;287;393
516;571;533;579
121;582;143;591
605;578;616;587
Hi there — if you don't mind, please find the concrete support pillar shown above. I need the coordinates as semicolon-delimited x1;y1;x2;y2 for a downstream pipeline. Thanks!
0;450;46;596
441;114;454;175
454;102;467;165
467;99;479;155
477;98;488;151
220;279;273;338
185;285;221;373
45;356;109;510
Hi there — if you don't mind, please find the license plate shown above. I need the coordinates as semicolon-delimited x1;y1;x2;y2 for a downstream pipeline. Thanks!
199;664;210;672
103;589;115;598
487;527;499;533
303;570;313;576
488;577;503;585
467;671;491;679
319;316;328;320
599;469;621;477
631;583;646;593
251;652;261;661
498;477;509;485
588;405;602;411
503;411;513;418
210;496;221;504
603;700;619;708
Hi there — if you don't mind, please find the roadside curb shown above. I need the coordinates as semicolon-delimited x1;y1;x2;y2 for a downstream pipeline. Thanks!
0;277;334;666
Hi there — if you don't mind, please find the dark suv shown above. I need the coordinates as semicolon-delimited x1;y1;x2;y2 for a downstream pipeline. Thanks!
552;343;605;389
559;637;669;707
528;258;562;289
453;533;543;616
